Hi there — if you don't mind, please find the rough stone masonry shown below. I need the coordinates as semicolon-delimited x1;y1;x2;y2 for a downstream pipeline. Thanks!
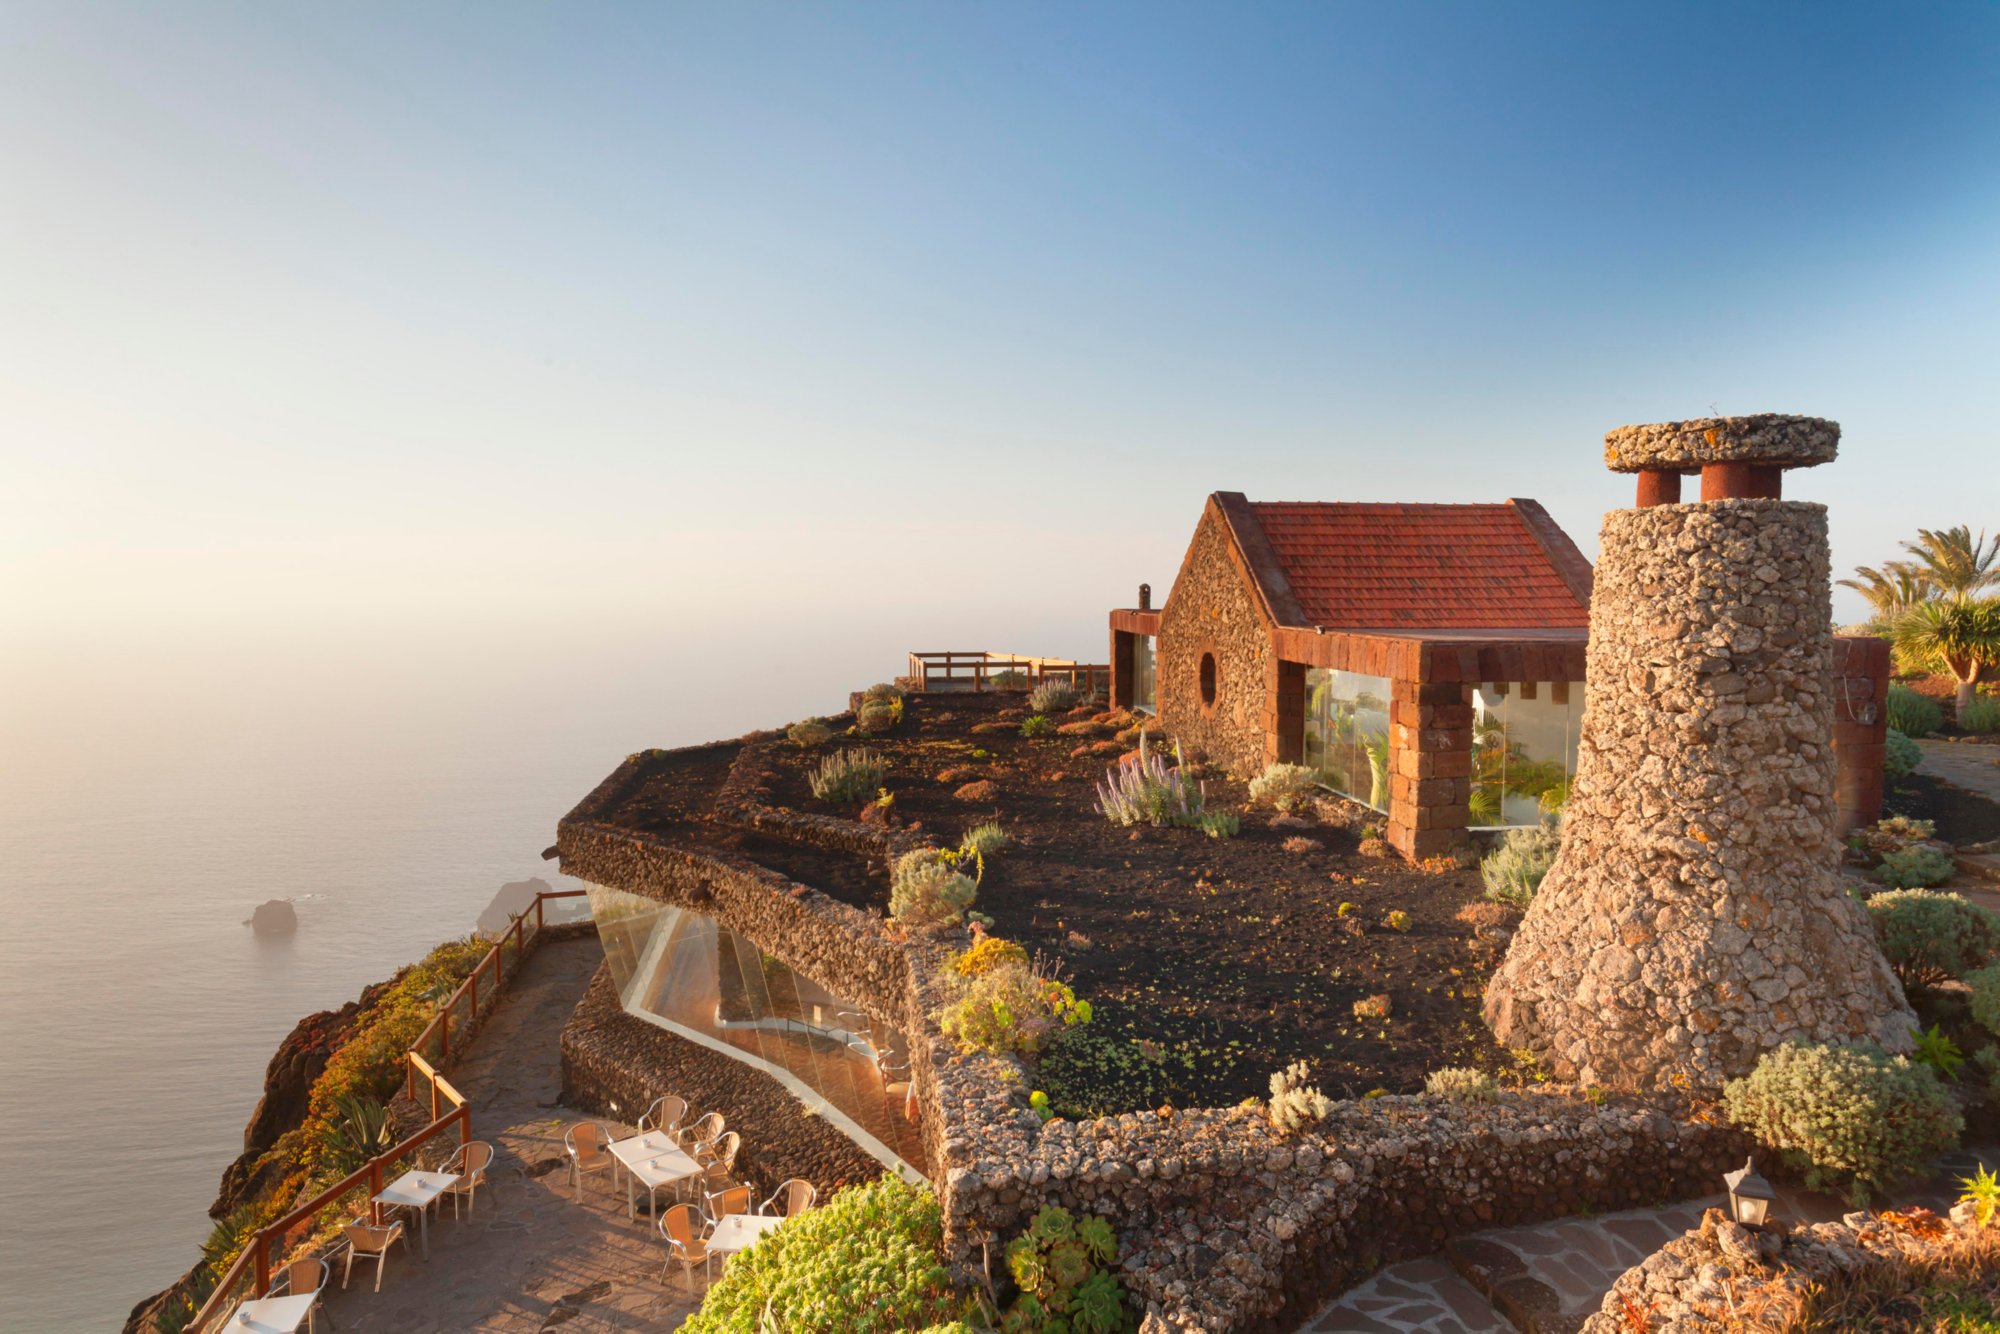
1485;415;1915;1090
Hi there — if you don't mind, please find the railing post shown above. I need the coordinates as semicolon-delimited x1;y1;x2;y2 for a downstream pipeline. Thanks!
439;1006;450;1065
368;1161;383;1224
253;1227;271;1298
469;970;479;1022
537;895;546;933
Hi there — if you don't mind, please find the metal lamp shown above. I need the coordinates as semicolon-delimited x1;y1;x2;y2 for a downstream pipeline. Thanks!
1723;1156;1776;1229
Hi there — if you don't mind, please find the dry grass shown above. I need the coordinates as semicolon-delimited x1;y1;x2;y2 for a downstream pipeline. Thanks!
1699;1218;2000;1333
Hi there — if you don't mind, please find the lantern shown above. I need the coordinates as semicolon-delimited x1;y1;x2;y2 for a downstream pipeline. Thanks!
1723;1156;1776;1229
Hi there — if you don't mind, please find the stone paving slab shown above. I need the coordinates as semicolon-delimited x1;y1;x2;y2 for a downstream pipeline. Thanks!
1918;738;2000;803
1305;1256;1510;1333
313;937;703;1333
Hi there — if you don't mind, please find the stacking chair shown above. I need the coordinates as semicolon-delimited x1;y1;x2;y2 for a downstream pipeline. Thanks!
697;1131;742;1189
760;1178;816;1219
640;1095;688;1140
701;1183;753;1228
677;1111;724;1156
442;1140;493;1218
658;1203;714;1296
266;1256;330;1333
339;1217;406;1293
564;1121;616;1203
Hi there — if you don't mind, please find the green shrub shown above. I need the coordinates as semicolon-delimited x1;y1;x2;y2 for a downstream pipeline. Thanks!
1849;814;1937;859
935;957;1090;1057
857;697;903;733
809;748;886;804
1424;1067;1499;1103
1962;694;2000;734
890;849;978;928
682;1174;967;1333
1000;1206;1133;1334
1480;818;1561;909
787;718;835;748
1019;714;1055;738
1883;727;1922;780
1196;810;1240;839
1966;963;2000;1037
1722;1041;1961;1205
1037;1030;1195;1119
1028;679;1079;715
1910;1024;1965;1081
1868;889;2000;989
1887;684;1944;736
960;822;1010;858
862;682;903;703
1877;845;1956;890
990;670;1028;691
1247;763;1319;812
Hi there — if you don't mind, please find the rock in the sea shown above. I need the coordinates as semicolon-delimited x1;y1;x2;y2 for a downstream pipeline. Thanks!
246;899;297;935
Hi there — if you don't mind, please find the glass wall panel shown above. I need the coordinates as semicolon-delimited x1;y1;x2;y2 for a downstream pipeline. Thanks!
1470;681;1581;829
1133;635;1157;714
583;883;926;1179
1302;668;1392;811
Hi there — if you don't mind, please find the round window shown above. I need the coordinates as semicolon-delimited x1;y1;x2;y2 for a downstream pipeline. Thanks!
1199;652;1218;707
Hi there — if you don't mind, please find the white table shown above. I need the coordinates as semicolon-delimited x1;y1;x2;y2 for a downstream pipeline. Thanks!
708;1212;787;1256
373;1169;458;1259
222;1293;317;1333
609;1131;703;1221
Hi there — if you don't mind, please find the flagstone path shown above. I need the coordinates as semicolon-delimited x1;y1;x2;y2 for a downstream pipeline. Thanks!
1918;737;2000;804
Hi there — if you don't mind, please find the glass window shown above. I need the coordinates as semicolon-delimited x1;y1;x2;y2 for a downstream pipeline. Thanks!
1471;680;1581;829
1133;634;1157;715
583;883;927;1179
1302;668;1392;812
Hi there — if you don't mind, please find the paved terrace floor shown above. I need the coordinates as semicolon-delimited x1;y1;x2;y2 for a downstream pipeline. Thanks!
316;936;702;1333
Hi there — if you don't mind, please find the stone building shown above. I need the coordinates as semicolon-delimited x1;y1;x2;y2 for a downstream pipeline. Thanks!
1109;490;1891;862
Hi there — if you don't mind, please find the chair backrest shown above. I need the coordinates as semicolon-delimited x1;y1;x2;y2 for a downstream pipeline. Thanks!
343;1220;396;1254
458;1140;494;1177
643;1095;687;1136
782;1179;816;1216
712;1131;742;1171
273;1257;326;1298
566;1122;608;1159
659;1203;702;1249
706;1184;752;1220
686;1111;723;1147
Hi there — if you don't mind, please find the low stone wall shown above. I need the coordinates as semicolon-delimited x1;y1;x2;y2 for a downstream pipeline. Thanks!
560;962;885;1197
561;740;1749;1332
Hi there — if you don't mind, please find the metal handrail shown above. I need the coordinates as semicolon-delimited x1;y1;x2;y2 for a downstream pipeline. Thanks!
189;889;589;1331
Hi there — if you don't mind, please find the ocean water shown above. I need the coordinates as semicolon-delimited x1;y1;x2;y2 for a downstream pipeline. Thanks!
0;620;949;1331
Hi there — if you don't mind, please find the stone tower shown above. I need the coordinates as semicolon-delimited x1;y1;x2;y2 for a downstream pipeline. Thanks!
1484;415;1915;1091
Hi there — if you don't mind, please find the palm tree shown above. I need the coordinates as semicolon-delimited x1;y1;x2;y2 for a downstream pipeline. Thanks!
1837;564;1933;618
1890;597;2000;715
1897;527;2000;599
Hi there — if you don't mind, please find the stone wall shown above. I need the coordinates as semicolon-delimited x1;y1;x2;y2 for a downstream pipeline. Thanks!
1387;680;1474;861
564;738;1753;1331
1486;498;1916;1090
1157;508;1272;775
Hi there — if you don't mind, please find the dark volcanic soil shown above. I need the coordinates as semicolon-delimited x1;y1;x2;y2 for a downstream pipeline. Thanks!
599;693;1512;1110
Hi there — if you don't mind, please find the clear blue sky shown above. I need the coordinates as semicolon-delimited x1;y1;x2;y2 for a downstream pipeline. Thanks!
4;2;1998;711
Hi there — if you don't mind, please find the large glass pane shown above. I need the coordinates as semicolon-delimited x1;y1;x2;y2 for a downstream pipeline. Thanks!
1302;668;1392;812
1471;681;1580;829
582;883;927;1179
1133;635;1157;714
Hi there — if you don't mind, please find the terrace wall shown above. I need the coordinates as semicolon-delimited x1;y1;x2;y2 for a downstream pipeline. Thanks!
558;741;1748;1332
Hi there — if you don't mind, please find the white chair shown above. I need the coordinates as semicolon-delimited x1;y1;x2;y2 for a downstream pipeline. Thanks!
760;1178;816;1218
441;1140;493;1218
677;1110;724;1155
266;1256;329;1333
641;1095;688;1139
658;1203;714;1296
564;1121;616;1203
339;1217;405;1294
698;1131;742;1189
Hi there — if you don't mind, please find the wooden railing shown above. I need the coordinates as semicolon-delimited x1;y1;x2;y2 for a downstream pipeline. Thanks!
905;651;1107;696
188;890;589;1332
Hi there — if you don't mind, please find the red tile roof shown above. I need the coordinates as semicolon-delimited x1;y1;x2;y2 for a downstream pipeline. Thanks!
1242;500;1591;631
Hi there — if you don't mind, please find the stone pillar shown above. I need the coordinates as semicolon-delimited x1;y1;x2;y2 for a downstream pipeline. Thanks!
1387;679;1473;861
1833;636;1891;832
1484;415;1915;1090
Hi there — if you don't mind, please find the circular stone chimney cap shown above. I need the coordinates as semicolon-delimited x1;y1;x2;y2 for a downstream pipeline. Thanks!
1604;414;1838;473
